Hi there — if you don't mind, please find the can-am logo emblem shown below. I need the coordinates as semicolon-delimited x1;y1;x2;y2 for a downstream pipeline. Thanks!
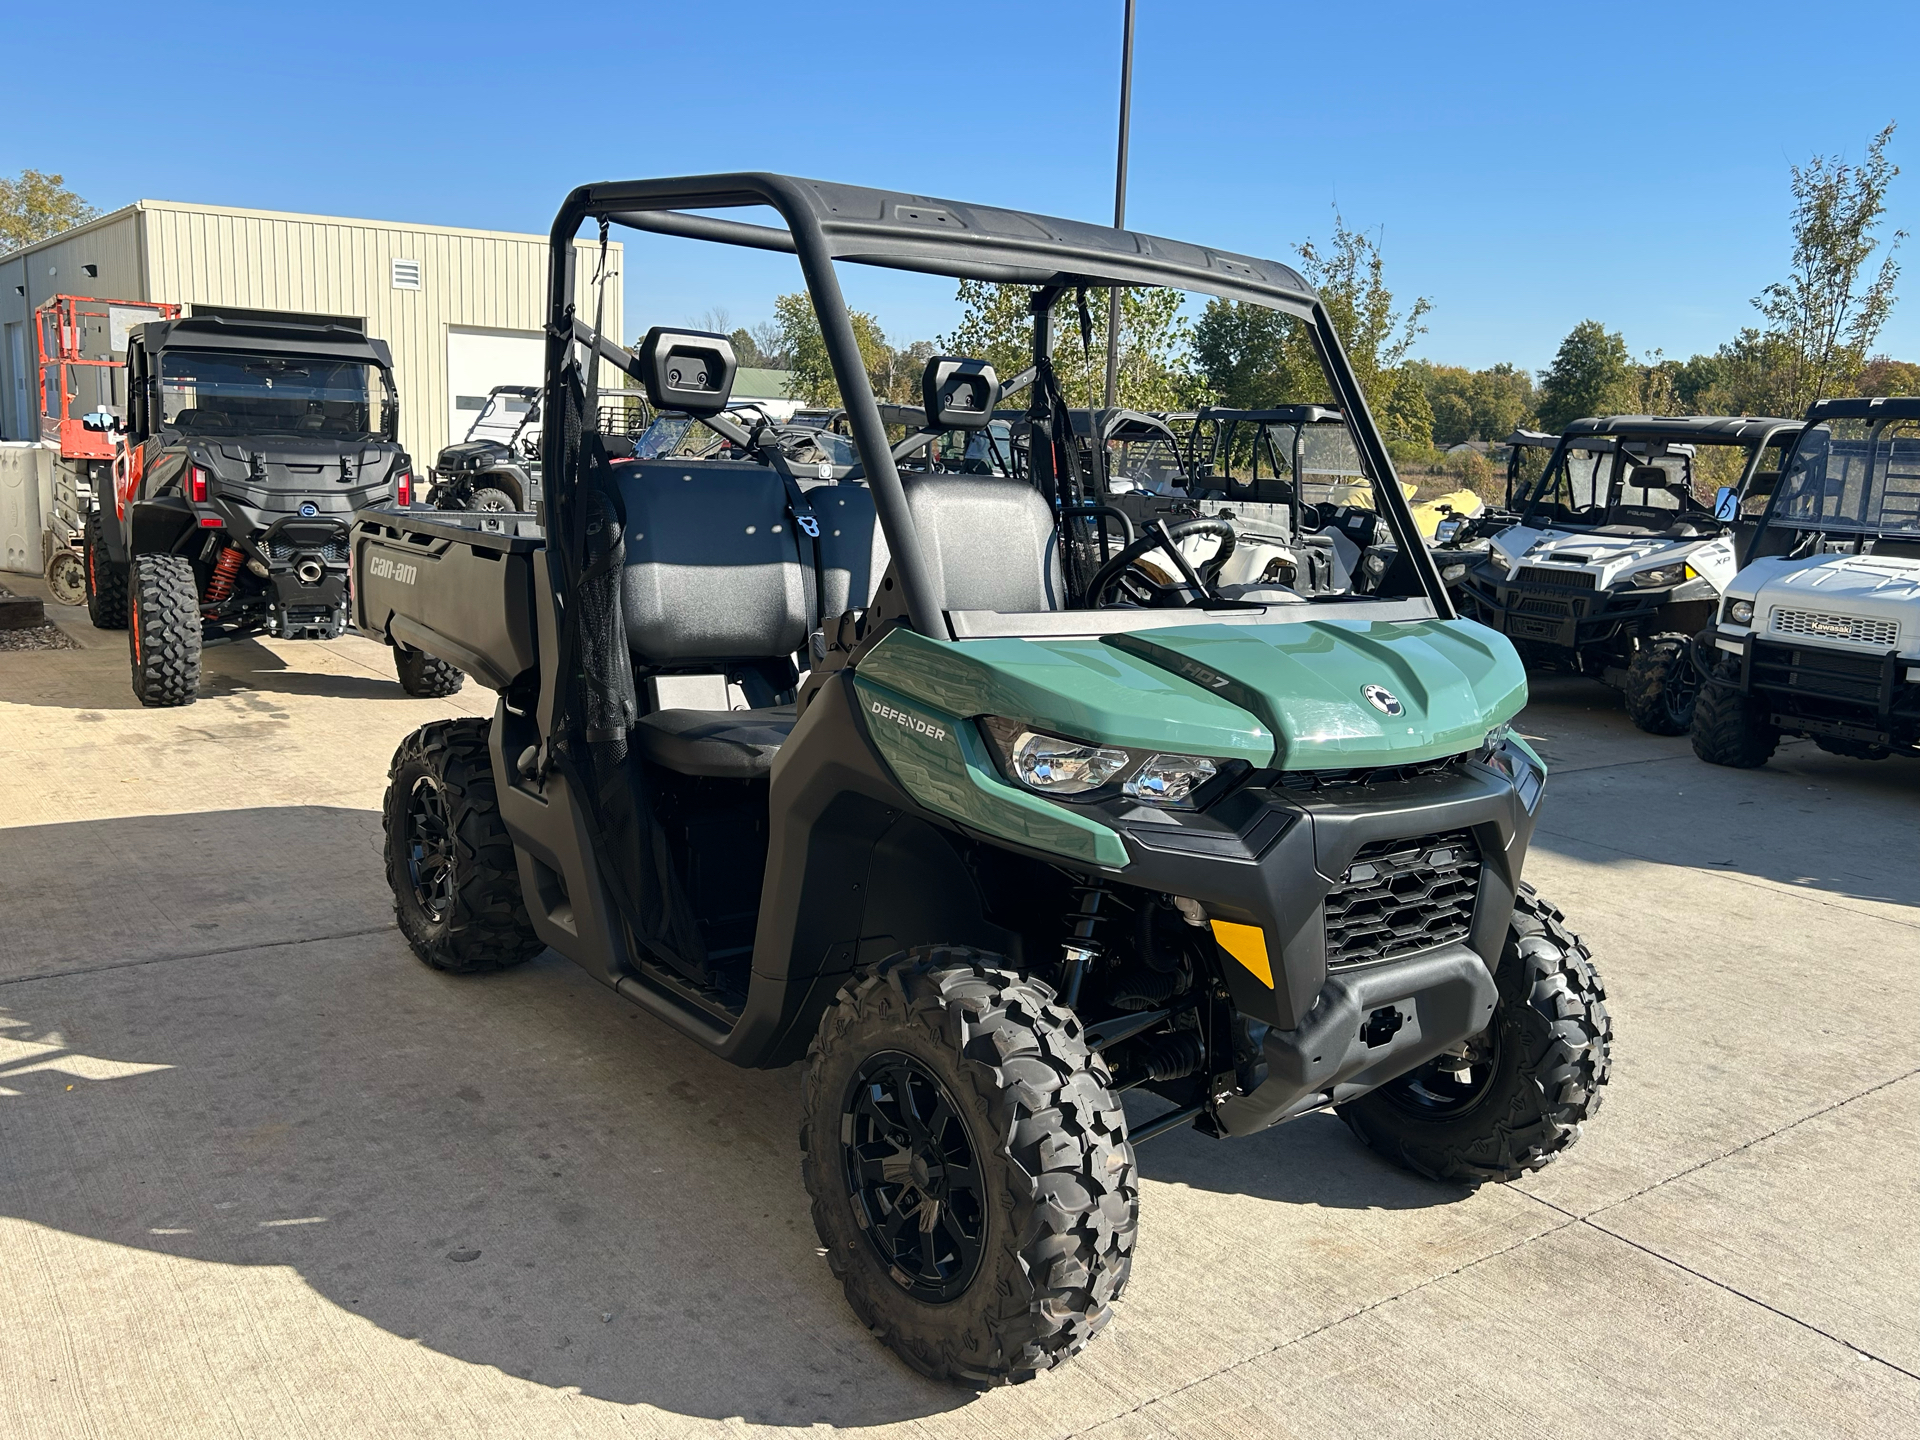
298;502;319;517
1363;684;1403;716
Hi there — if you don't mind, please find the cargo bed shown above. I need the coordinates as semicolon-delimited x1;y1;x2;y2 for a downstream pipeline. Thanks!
350;506;543;689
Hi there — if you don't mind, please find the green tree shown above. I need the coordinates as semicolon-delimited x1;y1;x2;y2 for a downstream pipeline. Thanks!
1859;356;1920;396
1379;367;1434;445
1537;320;1633;429
772;292;898;406
1413;361;1535;445
0;169;98;252
942;282;1200;411
1749;122;1904;410
1192;208;1429;417
1672;353;1725;412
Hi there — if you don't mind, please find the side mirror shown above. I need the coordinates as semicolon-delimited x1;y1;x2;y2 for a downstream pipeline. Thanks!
1713;486;1739;521
638;327;737;417
922;356;998;431
82;410;118;433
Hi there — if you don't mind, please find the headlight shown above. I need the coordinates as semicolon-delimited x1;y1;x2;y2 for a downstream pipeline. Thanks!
989;723;1131;794
982;717;1226;808
1123;754;1217;806
1435;517;1463;543
1630;562;1695;588
1441;562;1469;582
1726;598;1754;625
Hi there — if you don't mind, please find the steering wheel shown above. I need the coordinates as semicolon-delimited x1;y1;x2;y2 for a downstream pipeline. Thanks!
1088;517;1236;607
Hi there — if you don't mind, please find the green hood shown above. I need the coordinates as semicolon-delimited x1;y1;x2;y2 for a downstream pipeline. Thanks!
861;617;1523;773
1107;618;1526;768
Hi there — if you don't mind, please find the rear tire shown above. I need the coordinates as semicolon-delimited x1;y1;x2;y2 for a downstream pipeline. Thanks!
393;643;466;698
1623;632;1698;735
383;718;542;973
85;510;127;629
801;948;1137;1385
128;553;202;707
46;549;86;607
468;486;516;512
1690;662;1779;768
1337;884;1611;1183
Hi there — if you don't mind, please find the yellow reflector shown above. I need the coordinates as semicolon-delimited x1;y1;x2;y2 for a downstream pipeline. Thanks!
1684;563;1699;580
1210;920;1273;988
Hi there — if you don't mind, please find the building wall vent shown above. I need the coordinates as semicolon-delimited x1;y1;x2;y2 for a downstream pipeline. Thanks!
391;258;423;291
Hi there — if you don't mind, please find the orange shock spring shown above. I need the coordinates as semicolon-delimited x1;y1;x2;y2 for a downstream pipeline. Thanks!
204;545;245;604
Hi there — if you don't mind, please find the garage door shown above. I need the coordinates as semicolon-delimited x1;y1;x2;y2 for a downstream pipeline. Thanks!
446;327;543;445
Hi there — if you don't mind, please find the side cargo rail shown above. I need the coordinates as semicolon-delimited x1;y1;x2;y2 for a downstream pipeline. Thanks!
350;507;543;690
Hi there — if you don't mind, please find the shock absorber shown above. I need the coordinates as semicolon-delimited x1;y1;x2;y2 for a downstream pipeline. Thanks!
1058;883;1114;1010
203;545;244;604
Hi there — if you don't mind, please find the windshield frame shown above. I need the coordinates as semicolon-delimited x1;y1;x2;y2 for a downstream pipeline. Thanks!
1751;410;1920;551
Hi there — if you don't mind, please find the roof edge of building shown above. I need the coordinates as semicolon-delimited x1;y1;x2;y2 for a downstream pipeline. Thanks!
133;199;618;248
0;201;147;265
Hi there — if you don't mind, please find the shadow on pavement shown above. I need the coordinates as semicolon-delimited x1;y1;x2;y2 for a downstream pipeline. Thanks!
0;806;1470;1427
0;631;419;710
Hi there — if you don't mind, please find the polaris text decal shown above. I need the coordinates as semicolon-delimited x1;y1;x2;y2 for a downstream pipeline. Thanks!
368;555;418;586
869;699;947;742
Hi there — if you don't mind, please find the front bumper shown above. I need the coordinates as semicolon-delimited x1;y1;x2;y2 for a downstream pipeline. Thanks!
1103;754;1540;1034
1214;942;1498;1135
1458;569;1697;653
1701;626;1920;748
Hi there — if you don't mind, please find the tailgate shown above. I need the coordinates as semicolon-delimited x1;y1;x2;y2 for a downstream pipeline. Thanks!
351;507;541;689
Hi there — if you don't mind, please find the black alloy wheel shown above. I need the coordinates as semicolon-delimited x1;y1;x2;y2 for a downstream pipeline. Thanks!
1378;1025;1503;1121
403;775;456;924
842;1051;987;1303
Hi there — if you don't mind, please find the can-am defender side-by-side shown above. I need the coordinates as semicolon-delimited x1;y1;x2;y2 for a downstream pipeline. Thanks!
80;313;454;706
1693;397;1920;766
429;384;543;513
359;176;1611;1385
1457;415;1803;734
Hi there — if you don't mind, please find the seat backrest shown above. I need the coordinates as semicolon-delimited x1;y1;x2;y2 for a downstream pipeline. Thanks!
616;459;808;665
802;478;889;620
903;473;1063;613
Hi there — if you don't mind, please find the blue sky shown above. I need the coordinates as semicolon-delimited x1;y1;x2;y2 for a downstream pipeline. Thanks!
8;0;1917;373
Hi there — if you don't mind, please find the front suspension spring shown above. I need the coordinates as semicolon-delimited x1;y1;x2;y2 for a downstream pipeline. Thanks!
1058;883;1114;1010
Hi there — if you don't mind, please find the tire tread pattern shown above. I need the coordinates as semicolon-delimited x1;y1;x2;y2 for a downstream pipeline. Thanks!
85;510;128;630
382;718;543;973
1623;632;1695;736
800;948;1137;1385
128;553;201;706
394;644;466;698
1690;660;1780;767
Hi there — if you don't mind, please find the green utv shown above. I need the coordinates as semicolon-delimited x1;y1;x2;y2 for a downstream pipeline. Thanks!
354;176;1612;1385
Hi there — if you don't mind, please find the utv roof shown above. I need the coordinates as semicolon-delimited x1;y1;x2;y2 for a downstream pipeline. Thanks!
1803;396;1920;422
1561;415;1803;444
564;173;1318;312
1198;405;1346;425
137;314;394;368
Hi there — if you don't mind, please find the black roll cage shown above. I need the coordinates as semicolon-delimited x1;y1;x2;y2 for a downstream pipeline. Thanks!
1517;415;1803;531
1747;396;1920;557
540;173;1445;650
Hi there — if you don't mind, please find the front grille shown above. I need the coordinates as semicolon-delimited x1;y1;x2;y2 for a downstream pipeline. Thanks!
1517;566;1596;589
1771;607;1899;648
1518;595;1572;616
1324;830;1481;968
1751;640;1887;704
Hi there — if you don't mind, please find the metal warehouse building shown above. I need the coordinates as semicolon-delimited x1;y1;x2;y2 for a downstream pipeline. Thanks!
0;200;623;468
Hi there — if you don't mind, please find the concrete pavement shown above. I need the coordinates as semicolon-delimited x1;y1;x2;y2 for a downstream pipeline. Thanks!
1;579;1915;1438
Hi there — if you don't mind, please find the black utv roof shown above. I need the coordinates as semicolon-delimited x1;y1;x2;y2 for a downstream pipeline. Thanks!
135;314;394;368
1561;415;1803;445
1802;396;1920;422
567;174;1317;313
1198;405;1346;426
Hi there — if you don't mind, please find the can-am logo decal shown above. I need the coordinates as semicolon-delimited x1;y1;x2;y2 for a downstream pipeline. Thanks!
1363;684;1403;716
367;554;418;586
869;699;947;741
298;502;319;517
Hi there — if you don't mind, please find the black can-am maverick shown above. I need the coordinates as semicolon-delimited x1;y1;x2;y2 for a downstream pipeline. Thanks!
359;175;1611;1384
80;313;456;705
1457;415;1803;734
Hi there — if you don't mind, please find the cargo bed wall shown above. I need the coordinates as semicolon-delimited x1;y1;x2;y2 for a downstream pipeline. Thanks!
350;508;542;688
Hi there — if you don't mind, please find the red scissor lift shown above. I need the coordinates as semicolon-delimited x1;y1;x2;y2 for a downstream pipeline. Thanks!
33;294;178;600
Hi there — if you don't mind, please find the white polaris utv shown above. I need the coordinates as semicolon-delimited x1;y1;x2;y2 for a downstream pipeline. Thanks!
1693;397;1920;765
1458;415;1803;734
